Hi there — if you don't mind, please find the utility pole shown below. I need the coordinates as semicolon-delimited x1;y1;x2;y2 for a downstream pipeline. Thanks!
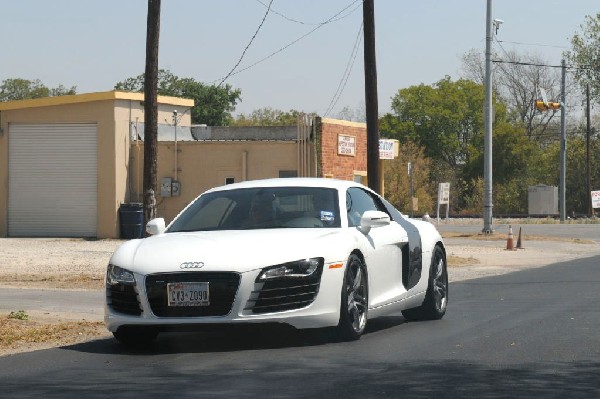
559;59;567;222
408;162;414;217
482;0;494;233
586;84;592;217
363;0;381;194
143;0;161;224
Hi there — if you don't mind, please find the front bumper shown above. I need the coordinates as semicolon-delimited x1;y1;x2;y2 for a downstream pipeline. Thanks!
105;264;345;332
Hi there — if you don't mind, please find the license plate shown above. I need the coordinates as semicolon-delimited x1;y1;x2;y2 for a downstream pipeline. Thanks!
167;282;210;307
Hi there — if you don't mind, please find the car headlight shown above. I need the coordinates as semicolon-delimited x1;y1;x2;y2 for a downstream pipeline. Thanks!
257;258;324;281
107;264;136;285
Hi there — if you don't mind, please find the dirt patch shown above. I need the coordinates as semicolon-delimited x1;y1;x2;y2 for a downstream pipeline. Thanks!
0;273;104;290
447;255;479;267
0;313;110;357
441;231;596;244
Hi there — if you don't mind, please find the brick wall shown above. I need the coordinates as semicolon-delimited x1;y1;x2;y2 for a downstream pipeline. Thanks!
318;117;367;181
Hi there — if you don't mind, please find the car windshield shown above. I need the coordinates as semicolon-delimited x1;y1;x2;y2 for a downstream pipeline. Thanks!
167;186;341;232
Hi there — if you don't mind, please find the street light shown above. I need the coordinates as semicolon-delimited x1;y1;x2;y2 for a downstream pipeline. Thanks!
483;0;501;234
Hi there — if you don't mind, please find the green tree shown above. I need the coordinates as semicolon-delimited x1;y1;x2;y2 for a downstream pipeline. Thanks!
114;69;241;126
0;78;76;101
565;13;600;101
382;140;433;215
383;77;509;213
461;49;566;140
467;122;544;214
386;77;500;169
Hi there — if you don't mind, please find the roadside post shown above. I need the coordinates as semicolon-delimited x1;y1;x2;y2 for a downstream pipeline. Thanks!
437;182;450;224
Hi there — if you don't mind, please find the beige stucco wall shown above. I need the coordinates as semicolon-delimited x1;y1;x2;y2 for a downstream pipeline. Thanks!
129;140;301;223
0;91;193;238
0;100;117;237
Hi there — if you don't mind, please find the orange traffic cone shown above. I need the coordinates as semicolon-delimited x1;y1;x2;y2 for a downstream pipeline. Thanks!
506;225;515;250
516;227;523;249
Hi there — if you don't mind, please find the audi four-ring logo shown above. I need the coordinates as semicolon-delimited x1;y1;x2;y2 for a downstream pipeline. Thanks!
180;262;205;269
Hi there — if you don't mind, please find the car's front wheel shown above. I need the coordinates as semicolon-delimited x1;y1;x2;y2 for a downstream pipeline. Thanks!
401;244;448;321
113;326;159;347
336;254;368;341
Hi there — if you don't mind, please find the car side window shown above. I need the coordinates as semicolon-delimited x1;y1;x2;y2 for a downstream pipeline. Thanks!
346;187;388;227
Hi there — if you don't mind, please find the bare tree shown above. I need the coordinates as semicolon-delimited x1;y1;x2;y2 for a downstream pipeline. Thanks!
461;48;573;141
143;0;160;223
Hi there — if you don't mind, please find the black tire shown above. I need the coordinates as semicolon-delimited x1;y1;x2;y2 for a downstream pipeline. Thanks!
336;254;368;341
113;326;159;347
402;244;448;321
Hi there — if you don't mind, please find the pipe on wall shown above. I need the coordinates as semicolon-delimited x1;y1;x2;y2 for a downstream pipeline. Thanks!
242;151;248;181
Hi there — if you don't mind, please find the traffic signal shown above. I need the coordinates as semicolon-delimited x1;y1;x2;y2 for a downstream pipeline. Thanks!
534;100;561;112
535;100;548;111
548;102;561;111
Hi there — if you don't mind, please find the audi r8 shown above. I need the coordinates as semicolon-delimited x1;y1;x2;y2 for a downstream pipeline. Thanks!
105;178;448;345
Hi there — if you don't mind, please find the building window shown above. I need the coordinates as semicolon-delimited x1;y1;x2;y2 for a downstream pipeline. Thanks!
225;177;235;185
279;170;298;178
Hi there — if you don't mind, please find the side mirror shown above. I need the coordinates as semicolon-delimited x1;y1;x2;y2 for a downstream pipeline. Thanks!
359;210;390;234
146;218;166;235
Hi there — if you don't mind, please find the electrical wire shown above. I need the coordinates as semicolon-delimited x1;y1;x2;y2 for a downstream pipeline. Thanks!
493;36;599;72
497;40;569;50
493;58;600;72
323;23;363;117
211;0;362;84
254;0;360;25
218;0;274;87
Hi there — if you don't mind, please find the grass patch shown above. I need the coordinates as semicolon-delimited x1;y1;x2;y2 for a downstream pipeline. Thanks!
0;273;104;290
0;317;107;354
447;255;479;268
8;310;28;320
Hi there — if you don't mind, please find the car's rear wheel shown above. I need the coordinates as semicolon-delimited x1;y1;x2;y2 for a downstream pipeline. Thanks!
401;244;448;321
113;326;159;347
336;254;368;341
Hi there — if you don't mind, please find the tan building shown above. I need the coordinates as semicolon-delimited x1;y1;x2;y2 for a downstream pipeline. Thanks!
1;91;374;238
0;91;193;238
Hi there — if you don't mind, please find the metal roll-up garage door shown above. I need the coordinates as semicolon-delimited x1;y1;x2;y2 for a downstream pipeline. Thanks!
8;123;97;237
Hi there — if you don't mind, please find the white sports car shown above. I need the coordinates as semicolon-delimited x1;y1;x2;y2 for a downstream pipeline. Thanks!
105;178;448;345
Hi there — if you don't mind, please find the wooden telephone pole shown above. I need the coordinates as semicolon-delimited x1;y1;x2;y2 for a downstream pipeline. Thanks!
143;0;161;224
363;0;381;194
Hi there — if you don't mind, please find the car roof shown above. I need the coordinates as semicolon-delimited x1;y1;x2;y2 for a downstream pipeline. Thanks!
205;177;366;194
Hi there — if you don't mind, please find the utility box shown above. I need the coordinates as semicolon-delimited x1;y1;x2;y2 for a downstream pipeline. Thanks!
160;177;172;197
528;185;558;216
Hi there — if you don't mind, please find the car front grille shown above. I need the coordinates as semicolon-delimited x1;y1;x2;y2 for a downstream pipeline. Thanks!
145;272;240;317
247;267;323;314
108;284;142;315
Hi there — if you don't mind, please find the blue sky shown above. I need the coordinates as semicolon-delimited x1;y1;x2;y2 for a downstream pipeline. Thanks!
1;0;594;117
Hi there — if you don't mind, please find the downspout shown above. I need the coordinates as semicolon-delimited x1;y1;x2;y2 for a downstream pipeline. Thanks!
242;151;248;181
297;119;301;177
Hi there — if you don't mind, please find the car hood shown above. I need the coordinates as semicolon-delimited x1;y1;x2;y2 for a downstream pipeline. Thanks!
110;228;347;275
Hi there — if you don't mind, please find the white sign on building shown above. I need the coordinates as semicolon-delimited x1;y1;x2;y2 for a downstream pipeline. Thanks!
379;139;396;160
338;135;356;156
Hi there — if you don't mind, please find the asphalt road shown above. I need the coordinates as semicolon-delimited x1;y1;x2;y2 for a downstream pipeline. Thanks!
436;221;600;242
1;254;599;398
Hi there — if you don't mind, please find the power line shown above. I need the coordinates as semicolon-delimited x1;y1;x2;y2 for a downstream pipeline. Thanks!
211;0;362;84
218;0;274;87
324;23;363;117
254;0;358;25
497;40;569;50
493;58;600;72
